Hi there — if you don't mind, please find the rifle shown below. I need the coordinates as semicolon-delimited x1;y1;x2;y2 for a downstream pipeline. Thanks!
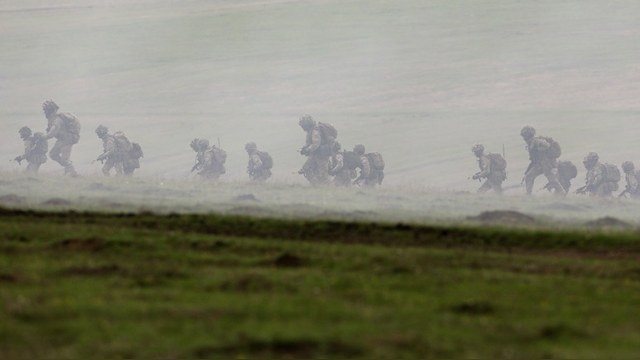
575;185;588;195
191;161;201;173
618;188;630;198
521;161;534;184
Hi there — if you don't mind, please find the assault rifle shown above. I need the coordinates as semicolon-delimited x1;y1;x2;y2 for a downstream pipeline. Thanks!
521;161;534;185
618;188;631;198
575;185;589;195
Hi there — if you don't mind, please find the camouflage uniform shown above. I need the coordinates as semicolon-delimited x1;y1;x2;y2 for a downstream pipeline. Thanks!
621;161;640;198
521;126;564;195
123;143;143;176
15;127;48;175
96;126;124;176
298;115;330;185
353;144;383;187
245;142;272;182
43;100;78;176
471;145;504;194
191;139;226;180
579;152;617;197
328;143;356;187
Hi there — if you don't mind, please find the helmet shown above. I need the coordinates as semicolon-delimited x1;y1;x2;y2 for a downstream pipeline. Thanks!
245;142;257;152
42;100;59;115
622;161;635;172
353;144;365;155
520;126;536;139
472;144;484;155
190;138;200;151
298;114;315;129
18;126;32;138
583;152;599;167
198;139;210;150
95;125;108;136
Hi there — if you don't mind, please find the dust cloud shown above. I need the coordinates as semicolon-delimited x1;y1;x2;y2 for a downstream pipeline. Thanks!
1;0;640;225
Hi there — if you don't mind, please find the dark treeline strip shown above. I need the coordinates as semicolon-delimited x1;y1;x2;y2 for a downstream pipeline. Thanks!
1;206;639;254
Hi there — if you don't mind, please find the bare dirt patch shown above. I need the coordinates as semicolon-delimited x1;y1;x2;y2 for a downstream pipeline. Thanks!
42;198;72;206
273;252;305;268
193;339;363;358
467;210;536;226
232;193;259;202
450;301;496;315
585;217;633;230
51;238;107;252
0;194;26;205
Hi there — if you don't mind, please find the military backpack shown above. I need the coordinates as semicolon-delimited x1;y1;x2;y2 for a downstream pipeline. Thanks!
113;132;133;154
603;163;621;183
558;161;577;180
257;151;273;169
317;122;338;144
58;113;81;144
343;151;361;170
366;152;385;171
487;153;507;171
540;136;562;159
130;143;144;159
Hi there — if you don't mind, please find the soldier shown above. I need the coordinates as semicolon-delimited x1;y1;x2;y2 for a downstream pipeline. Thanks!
328;142;357;187
14;127;48;175
245;142;272;182
576;152;620;197
191;138;226;180
95;125;124;176
353;144;385;187
542;160;577;194
619;161;640;198
298;115;335;186
520;126;564;195
123;143;144;176
43;100;80;176
470;144;506;194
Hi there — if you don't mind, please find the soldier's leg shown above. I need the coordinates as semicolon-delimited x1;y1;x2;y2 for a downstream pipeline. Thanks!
477;180;492;194
26;162;39;175
543;166;564;195
60;143;77;176
49;140;64;165
524;165;543;195
488;178;504;194
102;158;115;176
114;159;124;176
314;156;330;185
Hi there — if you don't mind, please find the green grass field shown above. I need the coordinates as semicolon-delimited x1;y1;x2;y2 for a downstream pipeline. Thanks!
1;208;640;358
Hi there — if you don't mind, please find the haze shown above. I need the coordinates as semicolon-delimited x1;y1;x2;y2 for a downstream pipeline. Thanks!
2;0;639;190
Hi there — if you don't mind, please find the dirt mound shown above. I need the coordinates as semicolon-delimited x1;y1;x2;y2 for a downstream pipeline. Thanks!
274;252;305;268
86;182;116;191
468;210;536;225
51;237;107;252
42;198;72;206
232;193;259;202
0;194;26;205
585;217;632;229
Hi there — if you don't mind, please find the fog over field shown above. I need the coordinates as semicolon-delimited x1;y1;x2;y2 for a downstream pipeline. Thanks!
1;0;640;222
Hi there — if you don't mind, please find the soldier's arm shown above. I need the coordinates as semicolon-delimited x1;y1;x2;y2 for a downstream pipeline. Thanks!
361;157;371;177
477;157;491;178
330;154;344;173
629;174;639;192
45;118;61;139
251;154;263;169
306;129;321;153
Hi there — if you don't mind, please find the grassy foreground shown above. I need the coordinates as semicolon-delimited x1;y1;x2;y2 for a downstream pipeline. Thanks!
1;209;640;359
